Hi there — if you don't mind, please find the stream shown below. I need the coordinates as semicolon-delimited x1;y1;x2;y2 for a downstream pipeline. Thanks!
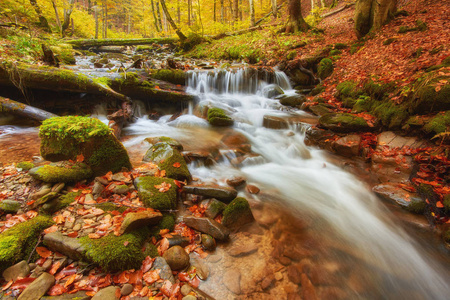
1;54;450;299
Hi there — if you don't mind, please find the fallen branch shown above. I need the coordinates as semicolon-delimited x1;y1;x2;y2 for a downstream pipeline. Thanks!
66;37;177;49
107;101;133;138
0;96;58;121
320;2;355;18
212;23;281;40
255;4;283;26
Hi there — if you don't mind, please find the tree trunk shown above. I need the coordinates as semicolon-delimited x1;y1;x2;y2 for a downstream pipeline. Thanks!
62;0;76;35
51;0;62;32
177;0;181;24
156;0;163;32
197;0;204;35
151;0;161;32
311;0;315;13
285;0;310;33
29;0;52;32
249;0;255;27
220;0;224;23
0;96;58;122
214;0;217;22
234;0;239;23
271;0;277;19
355;0;397;38
188;0;192;26
159;0;187;40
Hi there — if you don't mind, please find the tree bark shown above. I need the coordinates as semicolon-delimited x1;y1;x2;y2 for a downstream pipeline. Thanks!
0;96;58;122
159;0;187;40
284;0;310;33
271;0;277;19
151;0;161;32
249;0;255;27
62;0;76;35
29;0;52;32
355;0;397;38
51;0;62;32
234;0;239;23
156;0;163;32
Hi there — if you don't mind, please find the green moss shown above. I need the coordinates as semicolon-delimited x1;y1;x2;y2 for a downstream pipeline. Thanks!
350;42;364;54
373;102;408;129
336;81;359;98
0;200;21;213
80;228;149;272
207;108;234;127
311;85;325;96
222;197;253;229
16;161;34;171
317;58;333;79
424;111;450;135
383;38;397;45
149;213;175;239
319;113;372;133
410;73;450;113
443;194;450;214
443;229;450;244
286;50;297;60
145;142;191;181
143;242;159;258
416;20;427;31
363;80;393;100
334;43;348;49
86;135;131;175
0;216;54;272
31;162;93;183
40;191;81;215
135;176;178;210
136;45;154;52
93;202;127;213
405;199;427;214
353;95;375;112
329;49;342;56
50;45;75;65
150;69;186;85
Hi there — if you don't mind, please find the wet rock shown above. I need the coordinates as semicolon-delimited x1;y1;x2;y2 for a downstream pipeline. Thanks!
29;162;93;183
134;176;178;210
262;115;289;130
223;269;241;294
35;192;59;207
91;286;120;300
2;260;30;281
189;254;209;280
301;273;317;300
373;184;426;213
376;131;425;150
222;197;254;231
119;210;162;234
333;135;361;157
207;108;234;127
287;265;302;284
246;184;260;194
261;274;275;290
17;272;55;300
226;176;246;188
163;246;190;271
309;104;333;116
319;113;375;133
183;216;230;241
228;244;258;257
0;199;21;213
42;259;52;271
111;184;130;194
121;283;133;296
183;185;237;203
201;234;216;251
167;235;191;248
279;94;306;107
111;172;132;183
151;257;175;283
182;151;215;167
145;136;183;151
205;199;226;219
43;232;85;261
263;84;284;98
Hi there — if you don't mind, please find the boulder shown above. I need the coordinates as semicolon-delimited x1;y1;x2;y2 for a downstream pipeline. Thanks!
309;104;333;116
0;199;21;213
205;199;227;219
319;113;375;133
262;115;289;130
2;260;30;281
17;272;55;300
163;245;190;271
29;162;93;183
207;108;234;127
142;142;191;181
279;94;306;107
43;232;86;261
333;135;362;157
134;176;178;210
39;116;131;176
222;197;254;231
119;210;163;234
373;184;426;213
183;216;230;241
144;136;183;151
152;257;175;283
183;185;237;203
263;84;284;98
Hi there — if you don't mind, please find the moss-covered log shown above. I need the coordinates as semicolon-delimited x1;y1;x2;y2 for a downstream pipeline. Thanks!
0;96;58;121
0;61;130;103
66;38;177;49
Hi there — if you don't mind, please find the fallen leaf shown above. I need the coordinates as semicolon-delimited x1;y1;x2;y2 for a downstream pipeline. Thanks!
124;241;129;246
36;247;52;258
436;201;444;208
49;261;61;275
47;284;67;296
143;270;160;285
88;233;101;239
67;232;78;238
2;280;13;291
76;154;84;162
64;274;78;288
173;162;181;168
141;256;154;273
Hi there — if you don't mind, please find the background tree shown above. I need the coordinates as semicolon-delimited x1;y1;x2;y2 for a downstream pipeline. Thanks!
160;0;186;40
284;0;310;33
29;0;52;32
355;0;398;38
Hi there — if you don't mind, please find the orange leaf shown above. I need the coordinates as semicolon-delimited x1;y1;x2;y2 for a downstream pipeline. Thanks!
86;291;96;297
436;201;444;208
26;200;36;206
155;86;160;90
76;154;84;162
2;280;13;291
117;271;129;284
88;233;101;239
47;284;67;296
173;162;181;168
64;274;77;288
143;270;160;285
49;261;61;275
115;287;121;298
44;225;58;234
67;232;78;238
36;247;52;258
123;241;130;246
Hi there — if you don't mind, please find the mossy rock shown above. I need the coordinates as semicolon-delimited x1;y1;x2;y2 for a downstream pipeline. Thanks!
279;95;306;107
290;69;312;86
39;116;131;176
143;142;191;181
144;136;183;151
50;44;76;65
80;228;149;272
207;108;234;127
317;58;333;79
363;80;393;100
16;161;34;171
311;85;325;96
334;43;348;50
329;49;342;56
149;213;176;239
29;161;93;183
0;216;54;272
353;95;375;113
150;69;186;85
309;104;333;116
134;176;178;211
40;191;81;215
336;81;360;99
409;73;450;113
0;200;21;213
93;202;127;213
423;111;450;142
286;50;297;60
222;197;254;231
319;113;375;133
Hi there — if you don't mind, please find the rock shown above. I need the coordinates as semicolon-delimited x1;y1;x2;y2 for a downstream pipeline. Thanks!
287;265;302;285
145;136;183;151
142;142;191;181
119;211;163;234
205;199;226;219
246;184;260;194
111;184;129;194
51;183;65;193
333;135;361;157
30;186;52;200
263;84;284;98
207;108;234;127
182;296;197;300
319;113;375;133
223;269;241;294
183;185;237;203
43;232;86;261
2;260;30;281
228;244;258;257
301;273;317;300
41;291;89;300
183;216;230;241
17;272;55;300
91;286;120;300
189;254;209;280
309;104;333;116
275;272;283;281
163;246;190;271
92;181;104;197
181;284;192;296
262;115;289;130
134;176;178;210
279;94;306;107
261;274;275;290
226;176;246;187
201;234;216;251
0;199;21;213
372;184;426;213
376;131;425;150
167;235;191;248
29;162;93;183
222;197;254;231
152;257;175;283
121;283;134;296
39;116;131;176
35;192;59;207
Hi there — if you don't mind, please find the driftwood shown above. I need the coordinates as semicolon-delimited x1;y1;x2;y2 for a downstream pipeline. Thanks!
0;96;58;121
212;23;281;40
66;37;177;49
108;101;133;138
0;61;130;103
320;2;355;18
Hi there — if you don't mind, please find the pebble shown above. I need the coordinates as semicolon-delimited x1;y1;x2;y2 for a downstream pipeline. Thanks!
275;271;283;281
228;244;258;257
223;269;241;294
121;283;134;296
180;284;192;296
42;259;53;271
182;296;197;300
246;184;260;194
163;246;190;271
201;234;216;251
95;176;109;185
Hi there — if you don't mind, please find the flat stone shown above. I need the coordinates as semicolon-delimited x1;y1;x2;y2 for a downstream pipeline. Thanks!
183;185;237;203
41;291;89;300
333;134;361;157
182;296;197;300
119;211;163;234
228;244;258;257
189;254;209;280
223;269;241;294
43;232;85;261
373;184;425;212
376;131;425;151
18;272;55;300
91;286;120;300
181;284;192;296
152;257;175;284
2;260;30;281
262;115;289;130
226;176;246;188
183;216;230;241
163;246;190;271
246;184;260;194
0;199;21;213
111;184;130;194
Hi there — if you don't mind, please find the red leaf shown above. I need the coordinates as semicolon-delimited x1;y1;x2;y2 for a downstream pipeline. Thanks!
2;280;13;291
436;201;444;208
67;231;78;238
76;154;85;162
173;162;181;168
143;270;160;285
117;271;129;284
10;278;35;290
48;261;61;275
141;256;154;273
123;241;129;246
47;284;67;296
36;247;52;258
160;280;173;297
64;274;78;288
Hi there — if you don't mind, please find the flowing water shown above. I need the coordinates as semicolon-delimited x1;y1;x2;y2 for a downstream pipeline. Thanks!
1;65;450;299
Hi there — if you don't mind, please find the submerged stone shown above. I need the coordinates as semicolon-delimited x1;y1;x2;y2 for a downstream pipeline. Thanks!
222;197;254;231
207;108;234;127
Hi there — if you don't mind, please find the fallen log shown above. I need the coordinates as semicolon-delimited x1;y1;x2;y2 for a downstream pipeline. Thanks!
108;101;133;138
211;23;280;40
320;2;355;18
0;96;58;121
0;61;130;103
66;37;177;49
